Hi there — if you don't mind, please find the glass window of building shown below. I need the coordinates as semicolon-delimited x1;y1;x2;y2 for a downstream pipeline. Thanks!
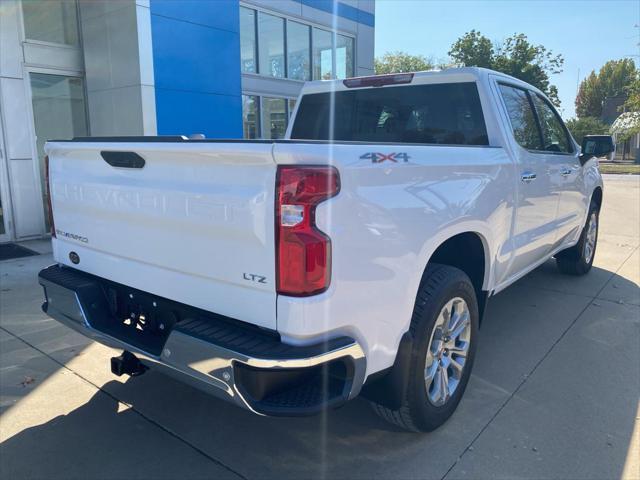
242;95;259;139
288;98;297;118
335;34;354;79
29;73;88;228
239;7;257;73
312;28;333;80
287;21;310;81
258;12;285;78
21;0;79;46
261;97;287;139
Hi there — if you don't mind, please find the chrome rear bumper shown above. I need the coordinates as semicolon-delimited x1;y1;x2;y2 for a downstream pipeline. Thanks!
38;265;366;416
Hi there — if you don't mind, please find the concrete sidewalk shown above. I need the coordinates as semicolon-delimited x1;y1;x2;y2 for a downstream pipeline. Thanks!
1;175;638;480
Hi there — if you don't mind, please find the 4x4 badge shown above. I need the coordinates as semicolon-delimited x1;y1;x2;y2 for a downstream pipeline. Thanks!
360;152;410;163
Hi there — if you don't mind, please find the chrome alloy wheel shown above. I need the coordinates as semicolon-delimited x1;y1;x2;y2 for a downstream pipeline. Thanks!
583;212;598;264
424;297;472;407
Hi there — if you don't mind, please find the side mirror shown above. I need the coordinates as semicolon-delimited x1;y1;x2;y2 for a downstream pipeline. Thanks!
580;135;615;164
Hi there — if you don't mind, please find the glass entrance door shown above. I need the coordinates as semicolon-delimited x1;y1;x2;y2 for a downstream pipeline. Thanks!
29;72;88;230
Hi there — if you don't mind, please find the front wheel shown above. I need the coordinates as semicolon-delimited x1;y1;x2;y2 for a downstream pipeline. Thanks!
556;201;599;275
371;264;479;432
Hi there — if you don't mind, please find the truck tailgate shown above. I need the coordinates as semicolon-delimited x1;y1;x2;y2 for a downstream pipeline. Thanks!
46;141;277;330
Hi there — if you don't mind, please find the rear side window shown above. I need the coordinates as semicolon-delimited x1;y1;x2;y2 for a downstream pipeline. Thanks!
498;84;542;150
530;94;573;153
290;82;489;145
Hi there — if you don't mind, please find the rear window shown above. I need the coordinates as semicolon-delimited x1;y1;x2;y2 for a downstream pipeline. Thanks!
290;82;489;145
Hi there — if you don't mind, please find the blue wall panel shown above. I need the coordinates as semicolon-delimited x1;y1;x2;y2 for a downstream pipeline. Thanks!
152;15;240;96
150;0;242;138
154;89;242;138
150;0;240;33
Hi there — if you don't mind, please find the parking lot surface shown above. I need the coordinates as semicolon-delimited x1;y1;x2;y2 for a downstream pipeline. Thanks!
1;175;638;480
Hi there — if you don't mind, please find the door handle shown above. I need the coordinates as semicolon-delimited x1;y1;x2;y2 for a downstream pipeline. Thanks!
100;151;145;169
560;167;572;177
521;172;537;183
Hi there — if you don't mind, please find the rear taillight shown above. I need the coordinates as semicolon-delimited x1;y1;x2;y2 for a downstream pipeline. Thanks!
276;166;340;296
44;155;56;237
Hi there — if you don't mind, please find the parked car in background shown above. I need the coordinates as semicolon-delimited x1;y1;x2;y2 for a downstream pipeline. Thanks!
583;135;615;161
38;68;609;432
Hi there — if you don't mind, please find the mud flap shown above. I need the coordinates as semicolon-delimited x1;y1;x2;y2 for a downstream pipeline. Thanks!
359;331;413;410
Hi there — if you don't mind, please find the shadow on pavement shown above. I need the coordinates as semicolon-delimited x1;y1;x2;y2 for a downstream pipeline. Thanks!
0;379;241;479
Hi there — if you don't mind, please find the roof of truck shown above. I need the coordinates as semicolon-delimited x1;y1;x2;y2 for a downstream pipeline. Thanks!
300;66;543;96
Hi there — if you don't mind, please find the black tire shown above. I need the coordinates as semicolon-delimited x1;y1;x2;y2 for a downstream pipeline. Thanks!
371;264;479;432
555;201;600;276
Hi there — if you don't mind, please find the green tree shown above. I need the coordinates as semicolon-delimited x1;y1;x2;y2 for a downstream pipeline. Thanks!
493;34;564;106
575;59;637;118
448;30;493;68
575;72;603;119
565;116;610;145
449;31;564;106
374;51;433;75
623;78;640;112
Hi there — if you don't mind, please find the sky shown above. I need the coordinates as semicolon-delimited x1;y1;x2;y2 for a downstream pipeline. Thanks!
374;0;640;119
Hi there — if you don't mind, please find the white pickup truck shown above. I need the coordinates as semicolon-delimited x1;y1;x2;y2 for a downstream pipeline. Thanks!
39;68;611;432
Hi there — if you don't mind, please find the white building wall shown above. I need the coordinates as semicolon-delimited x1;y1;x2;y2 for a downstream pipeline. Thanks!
0;0;53;239
78;0;156;136
0;0;156;241
356;0;375;74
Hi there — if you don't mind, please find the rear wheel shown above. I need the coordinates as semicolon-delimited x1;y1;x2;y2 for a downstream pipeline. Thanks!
371;264;479;432
556;201;599;276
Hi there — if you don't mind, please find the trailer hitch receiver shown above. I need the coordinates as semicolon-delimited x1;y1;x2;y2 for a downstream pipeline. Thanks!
110;351;148;377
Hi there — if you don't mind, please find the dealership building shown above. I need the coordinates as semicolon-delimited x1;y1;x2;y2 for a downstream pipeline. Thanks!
0;0;375;242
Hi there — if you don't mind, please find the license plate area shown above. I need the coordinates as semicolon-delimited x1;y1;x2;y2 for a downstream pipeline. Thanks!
109;288;177;337
88;283;180;356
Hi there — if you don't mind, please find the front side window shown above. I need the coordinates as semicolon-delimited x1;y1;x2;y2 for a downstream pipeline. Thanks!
258;12;284;78
261;97;287;139
239;7;256;73
335;34;354;79
531;94;573;153
498;84;543;151
291;82;488;145
312;28;333;80
22;0;79;46
287;21;310;81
